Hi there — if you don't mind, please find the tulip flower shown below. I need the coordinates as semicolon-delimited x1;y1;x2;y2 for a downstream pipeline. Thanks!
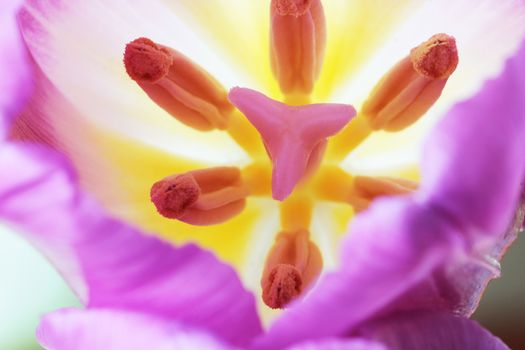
2;0;525;349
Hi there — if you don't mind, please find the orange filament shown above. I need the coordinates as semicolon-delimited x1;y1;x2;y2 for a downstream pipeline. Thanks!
150;167;249;225
242;163;272;196
261;230;323;309
326;114;373;162
347;176;418;212
270;0;326;97
124;38;233;131
311;165;354;202
362;33;458;132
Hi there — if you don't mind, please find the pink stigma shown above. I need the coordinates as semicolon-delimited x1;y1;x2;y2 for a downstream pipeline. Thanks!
228;87;355;200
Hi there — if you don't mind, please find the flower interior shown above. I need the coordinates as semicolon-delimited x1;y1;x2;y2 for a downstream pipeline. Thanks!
122;0;458;310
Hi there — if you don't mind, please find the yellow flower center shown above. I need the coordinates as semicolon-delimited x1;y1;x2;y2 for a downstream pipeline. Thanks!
122;0;458;309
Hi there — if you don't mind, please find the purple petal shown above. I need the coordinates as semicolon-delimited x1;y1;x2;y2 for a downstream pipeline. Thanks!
0;0;33;136
37;308;237;350
285;339;389;350
390;201;525;318
253;197;461;350
379;38;525;318
0;143;262;346
359;311;509;350
420;38;525;237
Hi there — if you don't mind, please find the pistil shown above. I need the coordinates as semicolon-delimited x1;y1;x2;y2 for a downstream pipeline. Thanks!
261;229;323;308
150;167;249;225
270;0;326;99
229;87;355;201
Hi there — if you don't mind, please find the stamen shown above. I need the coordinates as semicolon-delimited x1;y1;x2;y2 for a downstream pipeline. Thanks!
261;230;323;309
124;38;233;131
229;87;355;201
150;167;249;225
361;33;458;132
270;0;326;97
347;176;418;212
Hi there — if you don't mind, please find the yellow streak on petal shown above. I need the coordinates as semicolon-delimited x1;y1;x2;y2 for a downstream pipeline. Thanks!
227;110;267;158
164;1;281;98
331;205;354;239
78;127;260;267
311;203;353;268
395;165;420;182
327;113;373;162
343;126;424;177
313;0;415;100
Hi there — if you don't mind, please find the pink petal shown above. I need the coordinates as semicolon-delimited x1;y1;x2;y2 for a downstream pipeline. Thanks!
359;311;509;350
37;308;237;350
0;143;262;346
229;87;355;200
0;0;33;136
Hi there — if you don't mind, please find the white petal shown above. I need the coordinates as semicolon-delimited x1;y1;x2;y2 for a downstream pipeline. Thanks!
331;0;525;173
20;0;251;164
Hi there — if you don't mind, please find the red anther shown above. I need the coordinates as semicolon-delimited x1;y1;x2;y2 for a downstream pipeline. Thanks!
262;264;303;309
150;174;200;219
273;0;312;16
410;34;458;80
124;38;172;82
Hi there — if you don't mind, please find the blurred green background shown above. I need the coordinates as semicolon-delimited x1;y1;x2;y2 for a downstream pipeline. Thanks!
0;226;79;349
0;224;523;349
